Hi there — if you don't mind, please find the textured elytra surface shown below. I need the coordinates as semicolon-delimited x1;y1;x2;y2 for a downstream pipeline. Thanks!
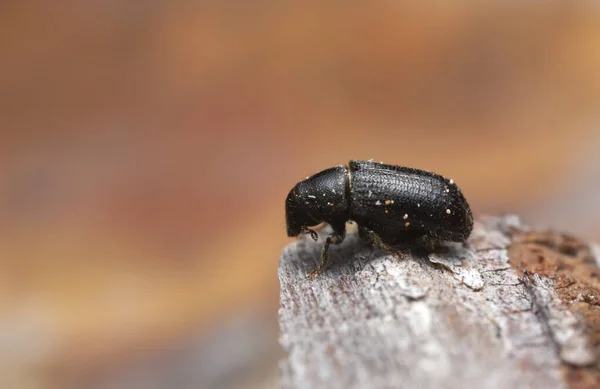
348;160;472;243
278;216;600;389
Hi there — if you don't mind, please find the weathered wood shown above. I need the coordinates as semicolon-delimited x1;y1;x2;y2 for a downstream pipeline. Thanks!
278;216;600;389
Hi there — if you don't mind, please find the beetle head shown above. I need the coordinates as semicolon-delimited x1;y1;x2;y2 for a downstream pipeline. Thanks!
285;165;350;238
285;185;317;237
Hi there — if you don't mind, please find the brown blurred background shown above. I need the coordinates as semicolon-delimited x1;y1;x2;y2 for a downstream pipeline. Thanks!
1;3;600;389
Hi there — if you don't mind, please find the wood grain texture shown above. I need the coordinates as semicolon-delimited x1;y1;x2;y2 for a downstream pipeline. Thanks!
278;216;600;389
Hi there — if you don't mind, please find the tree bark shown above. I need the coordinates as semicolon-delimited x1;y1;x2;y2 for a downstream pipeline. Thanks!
278;215;600;389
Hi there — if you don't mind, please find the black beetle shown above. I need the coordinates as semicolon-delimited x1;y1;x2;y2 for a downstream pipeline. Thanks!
285;160;473;279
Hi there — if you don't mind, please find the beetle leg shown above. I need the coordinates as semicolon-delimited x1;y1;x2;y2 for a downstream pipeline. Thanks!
302;227;319;242
358;226;404;259
415;234;438;251
306;232;343;279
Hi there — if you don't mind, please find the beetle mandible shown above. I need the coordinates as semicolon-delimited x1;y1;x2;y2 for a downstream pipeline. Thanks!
285;160;473;279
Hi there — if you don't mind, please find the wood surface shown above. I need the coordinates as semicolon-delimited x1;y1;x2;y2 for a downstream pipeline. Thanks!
278;216;600;389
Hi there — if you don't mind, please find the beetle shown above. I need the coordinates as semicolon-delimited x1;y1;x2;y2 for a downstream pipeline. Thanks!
285;160;473;279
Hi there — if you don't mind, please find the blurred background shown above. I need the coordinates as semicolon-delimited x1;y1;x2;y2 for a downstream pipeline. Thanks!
1;2;600;389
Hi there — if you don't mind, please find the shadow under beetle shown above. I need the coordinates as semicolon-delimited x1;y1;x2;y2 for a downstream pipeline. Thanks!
285;160;474;279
